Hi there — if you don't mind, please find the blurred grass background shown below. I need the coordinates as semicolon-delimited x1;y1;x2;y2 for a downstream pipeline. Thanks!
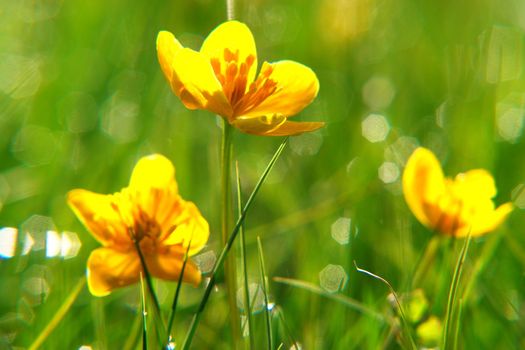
1;0;525;348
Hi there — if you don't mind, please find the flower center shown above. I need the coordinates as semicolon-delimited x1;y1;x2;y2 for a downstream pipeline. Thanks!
110;194;162;249
210;49;278;117
424;193;472;236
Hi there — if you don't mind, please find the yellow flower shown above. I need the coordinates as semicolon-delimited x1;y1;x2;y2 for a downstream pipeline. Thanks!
156;21;324;136
67;154;209;296
402;147;513;237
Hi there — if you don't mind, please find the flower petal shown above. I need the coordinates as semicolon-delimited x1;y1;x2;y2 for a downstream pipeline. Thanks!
67;189;129;246
171;47;232;116
232;114;324;136
402;148;446;228
453;169;497;200
128;154;180;221
456;202;514;237
156;31;183;87
241;60;319;118
261;120;325;136
87;247;141;297
200;21;258;85
161;201;209;256
146;248;202;286
232;114;286;135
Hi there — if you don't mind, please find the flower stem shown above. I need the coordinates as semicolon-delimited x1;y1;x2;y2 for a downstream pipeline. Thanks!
226;0;235;21
221;120;241;347
131;233;166;345
166;238;192;345
236;162;255;349
181;138;288;350
411;235;442;288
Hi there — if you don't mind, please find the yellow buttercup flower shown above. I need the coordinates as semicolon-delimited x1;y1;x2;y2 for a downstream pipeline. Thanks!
157;21;324;136
402;147;513;237
68;154;209;296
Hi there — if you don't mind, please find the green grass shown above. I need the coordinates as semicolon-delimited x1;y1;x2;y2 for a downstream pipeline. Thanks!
1;0;525;349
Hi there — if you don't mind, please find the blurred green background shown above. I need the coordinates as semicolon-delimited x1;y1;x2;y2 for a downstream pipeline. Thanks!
1;0;525;348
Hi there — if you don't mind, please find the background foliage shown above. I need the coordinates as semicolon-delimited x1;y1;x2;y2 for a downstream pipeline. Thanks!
1;0;525;348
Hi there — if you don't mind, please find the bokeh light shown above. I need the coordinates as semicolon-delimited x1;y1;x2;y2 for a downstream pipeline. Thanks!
319;264;348;293
236;283;265;313
378;161;400;184
362;76;396;111
361;113;390;143
0;227;18;259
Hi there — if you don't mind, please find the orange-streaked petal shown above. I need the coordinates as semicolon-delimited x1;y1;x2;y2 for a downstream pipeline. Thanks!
129;154;179;221
156;31;183;87
241;60;319;118
146;249;202;286
201;20;258;85
455;202;514;237
161;201;209;256
67;189;129;246
261;120;325;136
402;147;446;228
233;115;324;136
171;48;232;116
87;247;140;297
232;114;286;135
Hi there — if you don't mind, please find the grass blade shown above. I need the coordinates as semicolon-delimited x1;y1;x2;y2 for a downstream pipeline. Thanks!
139;273;148;350
452;298;464;350
273;276;385;323
462;232;501;301
166;235;193;345
275;306;298;349
354;261;417;350
236;161;255;349
257;236;274;350
442;235;471;350
29;277;86;350
181;138;289;350
131;230;166;346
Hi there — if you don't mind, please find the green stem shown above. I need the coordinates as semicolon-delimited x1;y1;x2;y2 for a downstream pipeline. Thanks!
226;0;235;20
237;162;255;348
181;138;288;350
257;237;274;350
131;233;166;346
411;235;442;288
442;235;471;350
28;278;86;350
221;121;240;347
166;238;193;345
139;273;148;350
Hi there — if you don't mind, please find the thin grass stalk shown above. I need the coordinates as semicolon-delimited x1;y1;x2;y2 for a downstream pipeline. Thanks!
442;235;471;350
181;138;288;350
452;298;464;350
221;119;240;347
28;277;86;350
131;230;166;346
273;276;386;322
411;235;441;288
236;161;255;349
166;237;193;345
226;0;235;20
257;236;274;350
275;307;298;349
354;262;417;350
131;230;162;315
139;273;148;350
462;232;501;301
